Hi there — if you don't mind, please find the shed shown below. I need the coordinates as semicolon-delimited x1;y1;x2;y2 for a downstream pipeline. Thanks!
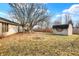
52;21;73;35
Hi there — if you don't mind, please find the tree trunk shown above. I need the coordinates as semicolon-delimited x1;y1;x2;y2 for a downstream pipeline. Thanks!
27;25;34;33
22;25;34;33
22;26;25;32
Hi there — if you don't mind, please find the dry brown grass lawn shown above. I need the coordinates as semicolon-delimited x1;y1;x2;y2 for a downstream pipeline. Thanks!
0;32;79;56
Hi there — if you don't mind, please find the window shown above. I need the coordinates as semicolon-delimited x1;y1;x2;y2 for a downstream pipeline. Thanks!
2;23;8;32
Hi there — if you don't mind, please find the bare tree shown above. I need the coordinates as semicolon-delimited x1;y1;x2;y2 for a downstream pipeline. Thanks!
9;3;50;32
64;13;72;24
37;17;50;29
53;15;62;25
53;19;62;25
76;22;79;28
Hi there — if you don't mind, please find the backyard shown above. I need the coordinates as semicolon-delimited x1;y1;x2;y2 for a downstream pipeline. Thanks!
0;32;79;56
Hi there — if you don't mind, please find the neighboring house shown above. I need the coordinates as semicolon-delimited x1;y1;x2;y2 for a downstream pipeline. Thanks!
0;17;22;37
52;21;73;35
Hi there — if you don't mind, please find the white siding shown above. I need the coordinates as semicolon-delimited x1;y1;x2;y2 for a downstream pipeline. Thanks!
53;29;68;35
0;23;2;36
18;26;23;32
68;24;72;35
3;24;19;36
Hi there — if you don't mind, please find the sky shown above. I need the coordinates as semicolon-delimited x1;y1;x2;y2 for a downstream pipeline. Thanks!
46;3;79;22
0;3;11;20
0;3;79;25
46;3;72;14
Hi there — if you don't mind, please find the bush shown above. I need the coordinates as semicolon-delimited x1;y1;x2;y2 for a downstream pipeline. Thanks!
34;28;52;32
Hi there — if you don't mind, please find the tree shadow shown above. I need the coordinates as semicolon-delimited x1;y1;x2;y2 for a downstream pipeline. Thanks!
45;32;68;36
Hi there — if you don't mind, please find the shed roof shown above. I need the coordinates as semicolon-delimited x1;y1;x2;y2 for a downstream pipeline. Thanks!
53;24;69;29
